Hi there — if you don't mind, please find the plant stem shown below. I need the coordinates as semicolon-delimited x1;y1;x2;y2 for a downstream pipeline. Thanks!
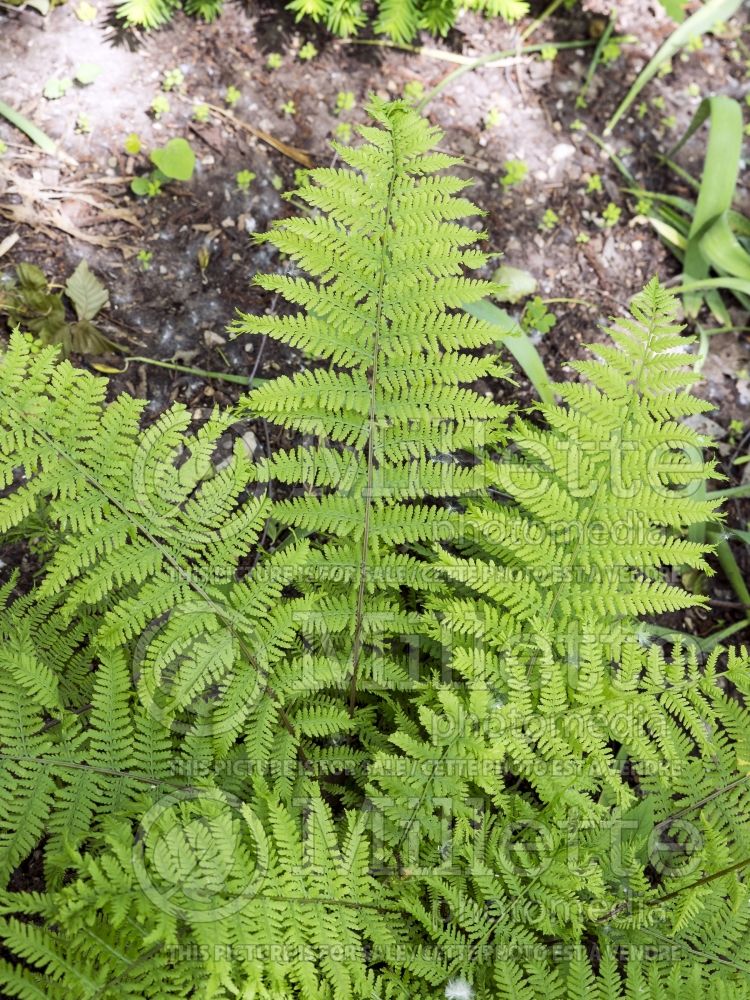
520;0;566;41
109;355;266;388
417;38;630;111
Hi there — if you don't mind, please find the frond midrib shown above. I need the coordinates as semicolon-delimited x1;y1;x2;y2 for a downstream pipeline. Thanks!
348;118;400;716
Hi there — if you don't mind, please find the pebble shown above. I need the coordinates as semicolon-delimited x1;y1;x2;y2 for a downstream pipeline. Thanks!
551;143;575;162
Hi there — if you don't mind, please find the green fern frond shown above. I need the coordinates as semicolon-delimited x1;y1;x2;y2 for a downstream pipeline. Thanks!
232;99;513;730
115;0;179;27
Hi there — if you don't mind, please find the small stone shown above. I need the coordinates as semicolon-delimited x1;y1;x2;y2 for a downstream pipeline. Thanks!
204;330;227;348
551;143;575;162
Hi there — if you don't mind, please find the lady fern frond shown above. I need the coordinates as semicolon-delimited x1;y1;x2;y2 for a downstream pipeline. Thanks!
233;98;513;721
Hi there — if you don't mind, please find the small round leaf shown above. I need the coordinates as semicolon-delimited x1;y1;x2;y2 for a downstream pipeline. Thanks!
149;137;196;181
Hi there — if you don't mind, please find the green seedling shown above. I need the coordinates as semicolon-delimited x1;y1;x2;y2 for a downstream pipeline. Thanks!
501;159;528;187
236;169;256;192
540;208;559;230
334;121;352;143
335;91;355;114
521;296;557;335
43;78;72;100
162;68;184;91
131;137;195;197
602;202;622;227
403;81;424;104
75;63;101;85
150;94;170;118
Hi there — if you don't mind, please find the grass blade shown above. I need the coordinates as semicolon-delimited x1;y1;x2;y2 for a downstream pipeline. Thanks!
706;483;750;500
466;299;554;406
699;211;750;280
707;525;750;608
649;217;687;252
0;99;58;155
678;96;744;316
672;277;750;296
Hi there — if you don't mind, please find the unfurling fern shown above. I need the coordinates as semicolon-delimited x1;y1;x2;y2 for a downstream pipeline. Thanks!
1;100;750;1000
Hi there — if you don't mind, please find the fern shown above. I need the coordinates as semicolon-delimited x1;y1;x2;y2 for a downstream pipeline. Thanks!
115;0;527;38
0;100;750;1000
231;98;513;747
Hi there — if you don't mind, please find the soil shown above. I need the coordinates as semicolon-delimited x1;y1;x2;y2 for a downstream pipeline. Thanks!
0;4;749;630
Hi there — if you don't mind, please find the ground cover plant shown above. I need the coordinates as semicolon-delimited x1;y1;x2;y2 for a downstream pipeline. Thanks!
0;100;750;999
16;0;683;40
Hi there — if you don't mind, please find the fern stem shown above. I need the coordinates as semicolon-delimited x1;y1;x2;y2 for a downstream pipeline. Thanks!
115;355;266;387
347;117;399;717
600;854;750;923
416;38;630;112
